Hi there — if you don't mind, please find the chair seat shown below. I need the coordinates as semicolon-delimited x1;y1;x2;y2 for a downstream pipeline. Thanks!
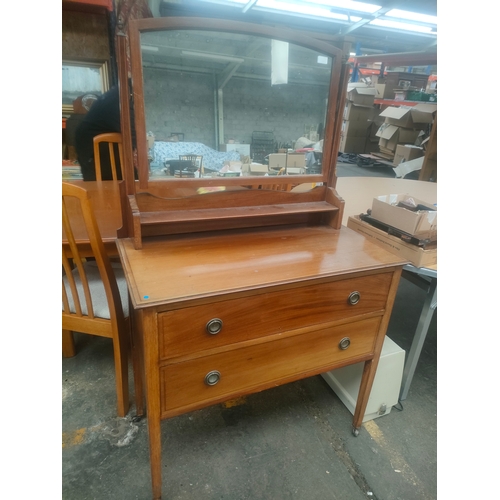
63;261;129;319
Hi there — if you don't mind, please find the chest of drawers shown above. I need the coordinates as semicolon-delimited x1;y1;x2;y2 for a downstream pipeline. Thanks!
117;224;405;499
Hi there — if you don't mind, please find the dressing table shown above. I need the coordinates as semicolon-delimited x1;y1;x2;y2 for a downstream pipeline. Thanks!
114;17;407;499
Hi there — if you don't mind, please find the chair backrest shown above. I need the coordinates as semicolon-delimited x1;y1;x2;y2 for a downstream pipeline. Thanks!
259;168;293;192
62;182;124;323
93;133;123;181
179;154;203;175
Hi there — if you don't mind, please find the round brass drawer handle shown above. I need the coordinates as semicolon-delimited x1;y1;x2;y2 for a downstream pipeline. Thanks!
339;337;351;350
205;370;221;386
348;291;361;305
206;318;223;335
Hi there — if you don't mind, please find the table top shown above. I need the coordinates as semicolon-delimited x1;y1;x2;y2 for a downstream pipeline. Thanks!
335;177;437;272
335;177;437;227
63;177;437;242
117;224;406;309
63;178;437;271
62;180;123;244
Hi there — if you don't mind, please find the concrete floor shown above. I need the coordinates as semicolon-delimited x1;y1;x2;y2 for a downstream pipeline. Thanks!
62;162;437;500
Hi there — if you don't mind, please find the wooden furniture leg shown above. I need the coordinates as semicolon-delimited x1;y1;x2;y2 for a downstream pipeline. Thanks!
142;310;163;499
62;329;76;358
130;306;145;417
113;319;130;418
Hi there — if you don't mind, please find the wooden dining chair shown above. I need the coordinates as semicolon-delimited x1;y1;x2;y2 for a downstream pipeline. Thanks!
179;154;203;176
62;182;138;417
260;168;293;192
93;132;123;181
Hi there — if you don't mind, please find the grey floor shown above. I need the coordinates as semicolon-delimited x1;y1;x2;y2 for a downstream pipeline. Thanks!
62;162;437;500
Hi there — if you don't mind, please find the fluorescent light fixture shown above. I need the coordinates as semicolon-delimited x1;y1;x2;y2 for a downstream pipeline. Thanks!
257;0;360;21
386;9;437;25
317;0;381;14
181;50;244;63
370;19;435;34
141;45;159;52
271;40;288;85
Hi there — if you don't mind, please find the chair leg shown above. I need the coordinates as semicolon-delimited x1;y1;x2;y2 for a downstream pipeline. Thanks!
62;329;76;357
130;312;145;417
113;324;130;418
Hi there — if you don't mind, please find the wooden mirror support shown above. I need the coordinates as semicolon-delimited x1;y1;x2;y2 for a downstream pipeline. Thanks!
117;17;351;248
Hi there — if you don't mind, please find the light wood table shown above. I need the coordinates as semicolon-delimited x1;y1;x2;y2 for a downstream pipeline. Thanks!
335;176;437;400
62;180;123;257
335;176;437;228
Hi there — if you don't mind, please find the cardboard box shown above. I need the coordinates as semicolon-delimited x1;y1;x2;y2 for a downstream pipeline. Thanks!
343;102;373;121
393;145;424;166
379;104;437;128
339;135;367;154
268;153;287;170
374;83;386;99
376;124;420;152
346;83;377;107
371;194;437;237
249;163;269;175
285;167;305;174
286;152;306;168
347;215;437;268
342;119;371;136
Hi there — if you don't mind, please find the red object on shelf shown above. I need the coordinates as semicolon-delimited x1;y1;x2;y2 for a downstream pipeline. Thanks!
374;99;420;107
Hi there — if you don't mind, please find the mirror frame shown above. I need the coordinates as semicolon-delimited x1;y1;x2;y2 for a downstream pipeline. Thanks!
125;17;345;190
62;60;109;115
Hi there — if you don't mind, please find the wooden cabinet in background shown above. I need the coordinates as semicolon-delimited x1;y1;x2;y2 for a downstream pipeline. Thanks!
378;71;430;99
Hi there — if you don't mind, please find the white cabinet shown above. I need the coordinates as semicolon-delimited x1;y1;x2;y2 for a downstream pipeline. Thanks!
225;143;250;156
322;336;405;422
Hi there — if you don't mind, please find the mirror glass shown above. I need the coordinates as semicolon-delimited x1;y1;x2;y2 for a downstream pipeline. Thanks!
62;60;109;115
134;27;337;183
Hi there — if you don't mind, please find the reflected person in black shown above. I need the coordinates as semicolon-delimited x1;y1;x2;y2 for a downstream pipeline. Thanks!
75;86;122;181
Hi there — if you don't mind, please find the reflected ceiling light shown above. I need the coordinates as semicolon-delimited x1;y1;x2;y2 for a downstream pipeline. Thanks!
181;50;244;63
370;19;435;34
386;9;437;25
257;0;360;20
320;0;381;13
141;45;159;52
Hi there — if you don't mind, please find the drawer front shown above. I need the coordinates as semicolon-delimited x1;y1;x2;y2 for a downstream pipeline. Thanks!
159;273;392;360
160;316;381;416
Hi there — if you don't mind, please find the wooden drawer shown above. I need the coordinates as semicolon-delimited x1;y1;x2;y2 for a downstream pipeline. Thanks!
159;273;392;360
160;316;381;417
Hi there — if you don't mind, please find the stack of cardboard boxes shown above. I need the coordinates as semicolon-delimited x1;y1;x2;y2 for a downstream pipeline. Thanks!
339;83;376;154
375;103;436;162
267;152;307;174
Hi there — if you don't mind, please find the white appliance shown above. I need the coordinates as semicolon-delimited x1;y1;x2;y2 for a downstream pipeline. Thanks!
321;336;405;422
225;143;251;156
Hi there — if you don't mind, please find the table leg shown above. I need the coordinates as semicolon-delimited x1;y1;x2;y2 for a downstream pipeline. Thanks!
399;278;437;401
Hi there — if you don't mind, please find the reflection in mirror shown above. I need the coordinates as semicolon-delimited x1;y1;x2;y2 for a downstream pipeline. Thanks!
137;29;334;182
62;60;109;115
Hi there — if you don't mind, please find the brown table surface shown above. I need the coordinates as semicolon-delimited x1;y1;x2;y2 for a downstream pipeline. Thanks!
62;177;437;261
62;180;123;256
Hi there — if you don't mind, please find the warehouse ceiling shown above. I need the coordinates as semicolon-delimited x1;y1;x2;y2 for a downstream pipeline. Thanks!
154;0;437;62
